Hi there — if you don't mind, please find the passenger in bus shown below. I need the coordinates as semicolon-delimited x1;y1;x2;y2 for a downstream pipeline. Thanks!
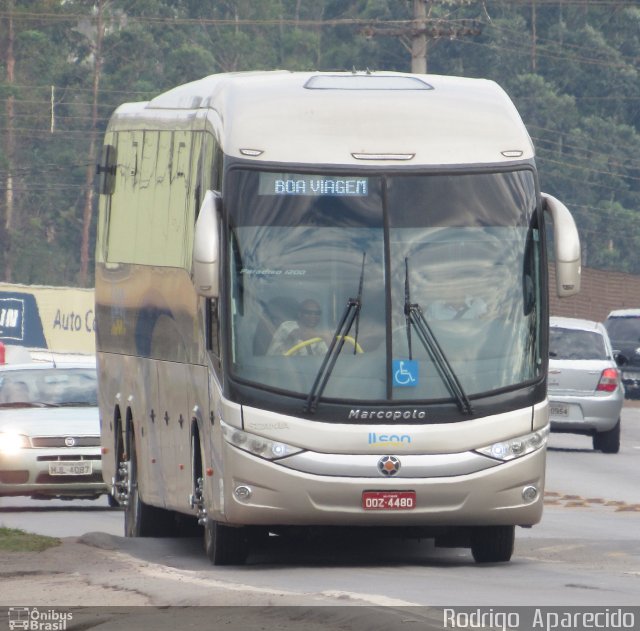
267;299;330;356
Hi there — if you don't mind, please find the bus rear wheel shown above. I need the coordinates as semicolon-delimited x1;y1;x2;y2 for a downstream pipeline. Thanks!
204;518;248;565
470;525;514;563
125;432;175;537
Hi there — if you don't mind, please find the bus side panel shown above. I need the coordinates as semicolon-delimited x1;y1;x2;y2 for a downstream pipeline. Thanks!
97;350;165;505
159;361;212;514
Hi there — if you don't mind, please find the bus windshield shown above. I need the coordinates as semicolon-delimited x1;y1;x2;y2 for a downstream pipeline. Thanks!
225;168;541;406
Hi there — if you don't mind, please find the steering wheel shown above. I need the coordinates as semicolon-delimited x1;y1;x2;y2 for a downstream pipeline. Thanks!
338;335;364;354
284;337;324;356
284;335;364;356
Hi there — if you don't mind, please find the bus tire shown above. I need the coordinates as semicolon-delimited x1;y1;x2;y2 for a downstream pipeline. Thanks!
204;518;248;565
470;525;514;563
125;432;174;537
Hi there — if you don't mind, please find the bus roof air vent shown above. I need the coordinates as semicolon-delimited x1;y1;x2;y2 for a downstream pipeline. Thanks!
304;75;433;91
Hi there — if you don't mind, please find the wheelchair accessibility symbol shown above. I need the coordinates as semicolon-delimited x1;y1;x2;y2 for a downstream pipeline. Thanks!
392;359;418;387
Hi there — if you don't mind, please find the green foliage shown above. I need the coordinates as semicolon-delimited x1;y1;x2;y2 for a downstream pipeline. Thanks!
1;0;639;284
0;526;61;552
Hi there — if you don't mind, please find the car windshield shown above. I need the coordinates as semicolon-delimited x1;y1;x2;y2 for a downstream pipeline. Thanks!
549;328;608;360
605;317;640;342
226;168;541;405
0;367;97;407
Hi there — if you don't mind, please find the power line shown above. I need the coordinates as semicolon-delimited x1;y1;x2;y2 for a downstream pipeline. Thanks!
531;135;640;171
458;36;637;71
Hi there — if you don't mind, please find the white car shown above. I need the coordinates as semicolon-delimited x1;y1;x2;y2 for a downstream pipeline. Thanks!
548;317;624;454
0;359;108;500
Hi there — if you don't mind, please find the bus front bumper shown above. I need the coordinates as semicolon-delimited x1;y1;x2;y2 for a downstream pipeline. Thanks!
215;444;546;528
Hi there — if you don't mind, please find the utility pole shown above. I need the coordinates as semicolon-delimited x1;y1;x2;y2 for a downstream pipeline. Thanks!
79;0;105;287
412;0;428;74
531;0;537;72
3;0;16;282
361;0;482;74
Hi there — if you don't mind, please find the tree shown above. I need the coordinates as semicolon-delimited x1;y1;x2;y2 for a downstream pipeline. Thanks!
0;0;639;283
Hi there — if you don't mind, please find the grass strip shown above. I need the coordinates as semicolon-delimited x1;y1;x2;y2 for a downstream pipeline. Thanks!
0;526;61;552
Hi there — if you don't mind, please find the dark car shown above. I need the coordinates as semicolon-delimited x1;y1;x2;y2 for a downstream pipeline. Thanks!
604;309;640;399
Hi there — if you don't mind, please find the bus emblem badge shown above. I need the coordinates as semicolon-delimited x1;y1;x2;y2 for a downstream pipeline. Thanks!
378;455;401;477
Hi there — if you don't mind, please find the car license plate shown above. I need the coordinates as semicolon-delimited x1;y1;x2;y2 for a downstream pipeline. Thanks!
49;461;92;476
549;403;569;417
362;491;416;511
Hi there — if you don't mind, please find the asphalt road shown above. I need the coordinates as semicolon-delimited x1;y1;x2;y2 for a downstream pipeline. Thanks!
1;404;639;610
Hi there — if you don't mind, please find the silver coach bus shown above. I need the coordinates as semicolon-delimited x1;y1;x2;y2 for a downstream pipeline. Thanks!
95;71;580;564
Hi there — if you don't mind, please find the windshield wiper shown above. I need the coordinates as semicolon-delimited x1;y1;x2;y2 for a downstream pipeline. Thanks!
404;258;473;415
304;252;366;414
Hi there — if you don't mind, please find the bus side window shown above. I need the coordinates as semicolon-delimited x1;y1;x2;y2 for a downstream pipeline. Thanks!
195;132;216;217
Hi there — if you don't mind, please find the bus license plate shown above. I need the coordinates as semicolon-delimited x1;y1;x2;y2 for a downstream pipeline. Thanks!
362;491;416;511
49;462;92;476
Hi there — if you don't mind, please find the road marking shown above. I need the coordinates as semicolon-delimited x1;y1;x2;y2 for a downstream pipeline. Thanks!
120;553;422;605
320;590;419;607
546;491;640;512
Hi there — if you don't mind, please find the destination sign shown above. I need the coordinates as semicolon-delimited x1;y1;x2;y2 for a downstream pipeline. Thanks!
259;173;368;197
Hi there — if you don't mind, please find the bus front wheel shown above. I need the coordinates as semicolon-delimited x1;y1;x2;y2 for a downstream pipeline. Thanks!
204;518;248;565
470;525;514;563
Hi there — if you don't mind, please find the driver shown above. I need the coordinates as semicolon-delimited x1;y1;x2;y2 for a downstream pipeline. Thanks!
267;299;330;356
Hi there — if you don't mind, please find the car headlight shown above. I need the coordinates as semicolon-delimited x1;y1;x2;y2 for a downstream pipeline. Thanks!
0;431;30;455
221;421;303;460
475;427;549;462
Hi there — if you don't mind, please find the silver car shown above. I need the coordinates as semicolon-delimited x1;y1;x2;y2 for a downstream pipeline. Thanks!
0;359;108;499
548;317;624;453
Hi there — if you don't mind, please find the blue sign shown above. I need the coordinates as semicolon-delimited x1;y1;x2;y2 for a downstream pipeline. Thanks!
0;297;25;341
0;293;46;348
392;359;418;387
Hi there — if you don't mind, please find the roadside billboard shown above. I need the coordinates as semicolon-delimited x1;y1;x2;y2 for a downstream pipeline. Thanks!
0;283;95;355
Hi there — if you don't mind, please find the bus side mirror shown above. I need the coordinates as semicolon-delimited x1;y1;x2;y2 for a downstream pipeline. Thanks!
543;192;581;297
193;190;221;298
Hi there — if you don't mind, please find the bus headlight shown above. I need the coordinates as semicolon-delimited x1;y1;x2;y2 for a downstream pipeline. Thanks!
0;432;30;455
475;427;549;462
221;421;303;460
